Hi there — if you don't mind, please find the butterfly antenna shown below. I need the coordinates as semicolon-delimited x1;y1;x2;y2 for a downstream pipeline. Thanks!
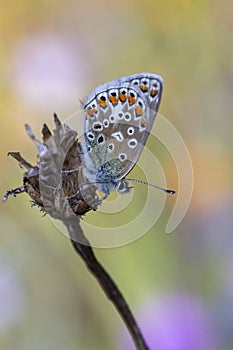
126;178;175;195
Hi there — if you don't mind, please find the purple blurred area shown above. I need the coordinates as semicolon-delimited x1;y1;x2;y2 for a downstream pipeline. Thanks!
118;293;218;350
8;34;87;111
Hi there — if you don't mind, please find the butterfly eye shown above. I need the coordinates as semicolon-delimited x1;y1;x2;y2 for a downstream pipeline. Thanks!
116;180;131;193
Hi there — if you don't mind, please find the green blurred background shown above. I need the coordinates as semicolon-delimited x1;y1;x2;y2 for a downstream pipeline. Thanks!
1;1;233;349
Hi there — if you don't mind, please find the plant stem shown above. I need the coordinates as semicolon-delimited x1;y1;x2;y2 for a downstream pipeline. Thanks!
64;217;150;350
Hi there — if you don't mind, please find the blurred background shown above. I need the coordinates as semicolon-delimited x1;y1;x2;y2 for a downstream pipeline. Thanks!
1;0;233;349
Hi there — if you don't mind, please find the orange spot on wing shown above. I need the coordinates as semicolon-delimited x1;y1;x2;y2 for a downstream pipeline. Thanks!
119;93;127;102
135;105;144;117
87;107;97;116
140;118;147;127
97;99;108;108
128;96;136;105
109;95;118;105
150;89;158;97
140;85;149;92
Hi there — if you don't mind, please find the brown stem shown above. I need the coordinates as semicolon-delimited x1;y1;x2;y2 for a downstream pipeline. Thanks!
64;217;150;350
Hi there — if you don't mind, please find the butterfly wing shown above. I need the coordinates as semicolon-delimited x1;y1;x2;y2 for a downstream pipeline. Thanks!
82;73;163;184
